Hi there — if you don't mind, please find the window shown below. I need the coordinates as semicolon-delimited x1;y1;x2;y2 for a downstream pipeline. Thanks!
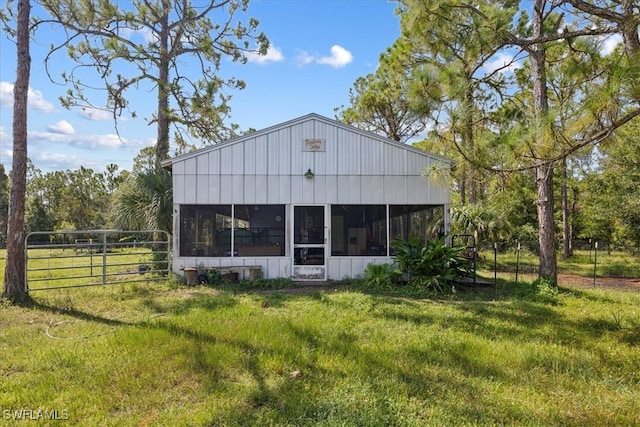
180;205;285;257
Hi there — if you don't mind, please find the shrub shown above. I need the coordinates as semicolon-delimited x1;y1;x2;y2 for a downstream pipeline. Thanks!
529;277;559;304
392;236;473;292
363;263;395;290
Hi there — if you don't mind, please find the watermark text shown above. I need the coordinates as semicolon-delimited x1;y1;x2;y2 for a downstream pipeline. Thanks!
3;409;69;421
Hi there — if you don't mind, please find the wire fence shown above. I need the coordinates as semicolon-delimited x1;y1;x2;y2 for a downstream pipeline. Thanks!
474;240;640;291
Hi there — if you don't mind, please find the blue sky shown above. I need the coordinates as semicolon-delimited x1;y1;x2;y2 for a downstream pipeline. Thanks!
0;0;401;174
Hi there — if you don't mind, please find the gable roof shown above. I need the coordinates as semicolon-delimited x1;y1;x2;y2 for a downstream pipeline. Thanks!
162;113;451;170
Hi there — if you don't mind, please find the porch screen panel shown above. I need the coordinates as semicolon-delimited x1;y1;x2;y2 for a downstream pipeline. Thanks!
389;205;445;248
330;205;386;256
233;205;285;256
180;205;232;256
180;205;284;257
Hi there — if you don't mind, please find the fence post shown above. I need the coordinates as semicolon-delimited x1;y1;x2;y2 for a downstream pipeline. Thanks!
102;232;108;284
515;241;520;284
89;239;94;276
593;241;598;287
494;242;498;285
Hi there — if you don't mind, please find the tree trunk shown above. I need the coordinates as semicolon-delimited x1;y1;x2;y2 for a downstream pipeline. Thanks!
3;0;31;301
536;163;557;280
155;0;170;168
459;173;467;206
561;159;572;259
531;0;557;283
464;83;477;205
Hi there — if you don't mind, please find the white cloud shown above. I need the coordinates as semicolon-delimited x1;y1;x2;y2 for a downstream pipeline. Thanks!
294;45;353;68
317;45;353;68
600;34;621;56
80;107;113;121
90;134;125;149
28;88;56;113
120;27;156;44
29;130;125;149
48;120;75;135
29;130;73;144
0;82;12;108
0;82;55;112
483;52;523;74
30;151;88;171
247;45;284;64
294;50;315;66
1;147;13;167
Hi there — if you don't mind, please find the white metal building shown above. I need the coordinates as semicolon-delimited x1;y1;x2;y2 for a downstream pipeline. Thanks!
163;113;451;281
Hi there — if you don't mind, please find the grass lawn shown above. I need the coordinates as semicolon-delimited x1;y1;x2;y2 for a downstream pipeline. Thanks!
1;278;639;426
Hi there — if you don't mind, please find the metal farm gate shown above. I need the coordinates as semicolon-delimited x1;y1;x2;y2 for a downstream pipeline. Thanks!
25;230;171;292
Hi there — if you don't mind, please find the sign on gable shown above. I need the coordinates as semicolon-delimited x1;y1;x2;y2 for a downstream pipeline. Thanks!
303;139;325;152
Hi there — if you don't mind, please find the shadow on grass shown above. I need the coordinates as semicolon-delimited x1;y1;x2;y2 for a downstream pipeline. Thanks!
17;296;131;328
12;280;639;425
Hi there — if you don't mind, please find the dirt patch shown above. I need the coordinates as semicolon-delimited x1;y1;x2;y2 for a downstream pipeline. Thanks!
557;274;640;292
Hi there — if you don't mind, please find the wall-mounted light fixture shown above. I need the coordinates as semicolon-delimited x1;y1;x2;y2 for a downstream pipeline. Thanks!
304;168;314;179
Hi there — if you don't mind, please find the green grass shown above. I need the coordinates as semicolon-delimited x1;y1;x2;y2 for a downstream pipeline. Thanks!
1;279;639;426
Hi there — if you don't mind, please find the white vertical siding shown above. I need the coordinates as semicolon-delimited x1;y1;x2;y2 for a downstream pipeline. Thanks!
208;175;221;204
220;175;233;202
361;135;385;175
348;175;361;203
369;175;385;204
254;135;268;175
232;175;243;204
324;174;338;203
196;152;208;174
244;138;256;175
171;115;449;206
184;174;197;203
301;177;315;204
336;175;351;204
208;150;220;178
325;129;339;175
406;175;422;203
253;175;266;203
278;176;291;204
196;175;208;203
174;174;185;203
220;146;233;175
289;176;302;204
244;175;256;204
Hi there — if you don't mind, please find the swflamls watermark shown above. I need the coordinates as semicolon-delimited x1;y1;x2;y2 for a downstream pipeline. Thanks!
3;409;69;421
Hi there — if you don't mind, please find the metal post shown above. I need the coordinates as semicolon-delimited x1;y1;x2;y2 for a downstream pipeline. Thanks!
102;232;108;284
593;241;598;287
515;241;520;284
90;238;94;276
494;242;498;285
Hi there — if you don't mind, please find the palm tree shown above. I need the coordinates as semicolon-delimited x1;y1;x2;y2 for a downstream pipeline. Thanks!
450;204;509;248
111;169;173;234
